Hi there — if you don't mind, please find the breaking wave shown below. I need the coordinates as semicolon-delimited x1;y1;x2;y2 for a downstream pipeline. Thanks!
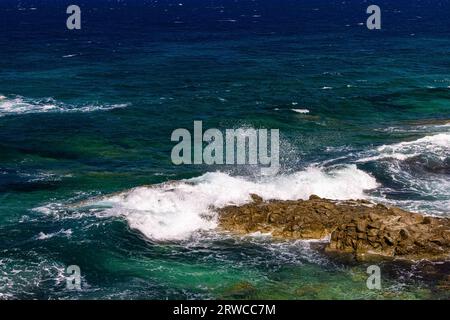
357;133;450;163
87;165;378;241
355;130;450;215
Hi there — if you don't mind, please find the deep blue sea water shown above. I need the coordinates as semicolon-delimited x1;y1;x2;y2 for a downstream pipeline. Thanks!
0;0;449;299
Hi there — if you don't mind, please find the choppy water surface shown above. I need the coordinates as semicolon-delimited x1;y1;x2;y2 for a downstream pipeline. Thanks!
0;0;449;299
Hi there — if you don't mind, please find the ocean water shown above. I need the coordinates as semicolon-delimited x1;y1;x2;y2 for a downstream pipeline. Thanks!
0;0;449;299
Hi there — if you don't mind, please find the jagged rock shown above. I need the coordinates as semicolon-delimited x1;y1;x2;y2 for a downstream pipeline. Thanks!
217;196;450;261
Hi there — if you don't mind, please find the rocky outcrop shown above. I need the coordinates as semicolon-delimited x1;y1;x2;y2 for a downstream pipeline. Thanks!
217;195;450;261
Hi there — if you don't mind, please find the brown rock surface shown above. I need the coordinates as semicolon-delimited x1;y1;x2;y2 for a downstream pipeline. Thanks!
217;194;450;261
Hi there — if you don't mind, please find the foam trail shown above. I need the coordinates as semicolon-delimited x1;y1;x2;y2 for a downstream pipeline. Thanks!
95;165;378;241
0;95;130;117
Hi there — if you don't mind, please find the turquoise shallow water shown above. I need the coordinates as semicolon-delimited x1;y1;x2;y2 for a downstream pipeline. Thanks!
0;0;449;299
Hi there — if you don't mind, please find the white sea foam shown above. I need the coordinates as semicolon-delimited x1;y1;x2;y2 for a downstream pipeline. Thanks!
354;132;450;215
94;165;378;241
371;196;450;218
291;109;309;113
36;229;72;240
0;95;130;117
357;133;450;163
292;109;310;114
0;254;68;299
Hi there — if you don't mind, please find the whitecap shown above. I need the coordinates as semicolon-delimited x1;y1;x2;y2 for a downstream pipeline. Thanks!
292;108;310;114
